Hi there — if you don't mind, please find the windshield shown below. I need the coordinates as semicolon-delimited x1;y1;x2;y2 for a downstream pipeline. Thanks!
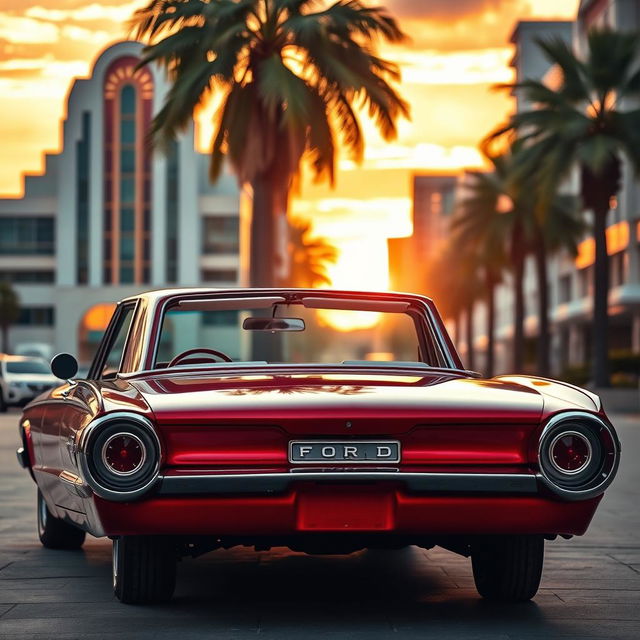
6;360;51;374
154;296;439;368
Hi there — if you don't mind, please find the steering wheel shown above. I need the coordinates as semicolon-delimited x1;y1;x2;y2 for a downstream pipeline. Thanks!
168;348;233;367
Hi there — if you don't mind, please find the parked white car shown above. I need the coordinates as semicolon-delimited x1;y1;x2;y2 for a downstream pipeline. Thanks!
0;355;59;411
14;343;54;360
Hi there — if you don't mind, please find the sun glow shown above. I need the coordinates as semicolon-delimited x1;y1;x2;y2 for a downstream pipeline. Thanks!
293;197;412;331
316;237;393;332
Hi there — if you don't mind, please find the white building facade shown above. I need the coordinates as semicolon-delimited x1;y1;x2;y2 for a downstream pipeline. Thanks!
0;41;242;363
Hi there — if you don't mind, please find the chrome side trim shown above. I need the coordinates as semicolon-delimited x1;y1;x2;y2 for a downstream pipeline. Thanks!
16;446;29;469
156;471;539;497
537;411;620;500
59;470;93;498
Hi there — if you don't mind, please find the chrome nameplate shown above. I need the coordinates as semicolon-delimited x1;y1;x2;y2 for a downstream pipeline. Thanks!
289;440;400;464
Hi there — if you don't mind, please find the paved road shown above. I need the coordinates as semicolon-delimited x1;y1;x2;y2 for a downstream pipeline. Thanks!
0;409;638;640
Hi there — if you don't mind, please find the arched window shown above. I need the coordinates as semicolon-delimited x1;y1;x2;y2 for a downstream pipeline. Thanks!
103;57;153;285
119;84;136;284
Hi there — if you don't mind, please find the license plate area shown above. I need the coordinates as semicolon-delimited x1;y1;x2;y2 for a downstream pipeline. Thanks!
289;440;400;464
296;486;395;531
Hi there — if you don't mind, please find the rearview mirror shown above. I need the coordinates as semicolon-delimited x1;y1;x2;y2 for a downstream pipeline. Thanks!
51;353;79;380
242;317;305;332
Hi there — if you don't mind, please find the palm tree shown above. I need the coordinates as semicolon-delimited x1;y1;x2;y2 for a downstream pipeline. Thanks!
424;241;481;372
453;171;510;377
132;0;409;287
455;155;583;376
0;281;20;353
487;28;640;386
530;190;584;376
285;217;338;288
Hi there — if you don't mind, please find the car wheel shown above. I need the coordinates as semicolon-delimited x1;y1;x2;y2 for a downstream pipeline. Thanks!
471;535;544;602
0;389;7;413
37;489;86;550
112;536;177;604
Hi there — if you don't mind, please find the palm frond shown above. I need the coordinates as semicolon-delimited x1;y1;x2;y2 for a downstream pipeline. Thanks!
132;0;408;185
534;36;591;103
585;27;640;97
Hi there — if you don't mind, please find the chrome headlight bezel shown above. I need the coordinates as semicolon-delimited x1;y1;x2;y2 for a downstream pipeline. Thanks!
77;412;161;501
537;411;620;501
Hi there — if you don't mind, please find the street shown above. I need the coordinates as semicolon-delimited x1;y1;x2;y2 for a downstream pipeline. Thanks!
0;409;638;640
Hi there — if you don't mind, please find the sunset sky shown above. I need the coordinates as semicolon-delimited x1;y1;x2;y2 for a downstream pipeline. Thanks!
0;0;580;289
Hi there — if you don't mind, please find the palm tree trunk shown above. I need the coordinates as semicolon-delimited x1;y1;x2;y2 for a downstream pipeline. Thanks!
249;172;277;287
249;168;288;361
512;251;525;372
592;207;610;387
453;314;460;347
465;302;475;371
485;274;495;378
533;232;550;377
581;162;618;388
1;324;8;353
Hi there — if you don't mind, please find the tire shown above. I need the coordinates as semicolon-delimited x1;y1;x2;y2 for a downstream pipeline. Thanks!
112;536;177;604
37;489;86;550
0;389;7;413
471;535;544;602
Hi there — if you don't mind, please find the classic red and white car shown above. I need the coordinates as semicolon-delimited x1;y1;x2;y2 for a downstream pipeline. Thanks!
17;288;620;604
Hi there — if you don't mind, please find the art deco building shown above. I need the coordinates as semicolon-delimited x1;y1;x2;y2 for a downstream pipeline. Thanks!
0;41;242;362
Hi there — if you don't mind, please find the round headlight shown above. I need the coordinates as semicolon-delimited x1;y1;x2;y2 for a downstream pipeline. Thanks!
538;412;619;500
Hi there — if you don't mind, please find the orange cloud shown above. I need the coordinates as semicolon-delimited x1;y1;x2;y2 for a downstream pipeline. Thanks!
0;0;579;208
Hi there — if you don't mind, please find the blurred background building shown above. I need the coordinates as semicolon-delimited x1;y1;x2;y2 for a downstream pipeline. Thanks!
2;2;639;378
390;0;640;378
388;174;457;294
0;41;241;363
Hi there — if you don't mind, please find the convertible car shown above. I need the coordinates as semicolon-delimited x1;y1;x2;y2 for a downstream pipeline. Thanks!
16;288;620;604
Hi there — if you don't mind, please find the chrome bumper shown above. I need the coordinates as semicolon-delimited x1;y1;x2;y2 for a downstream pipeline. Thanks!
156;470;539;496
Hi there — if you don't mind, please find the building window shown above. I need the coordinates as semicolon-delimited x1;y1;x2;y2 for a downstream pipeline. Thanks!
578;266;593;299
441;188;455;216
17;307;55;326
119;84;136;285
609;251;627;288
558;274;572;304
103;57;153;285
201;269;238;283
76;111;91;284
0;217;54;255
166;141;179;283
202;217;239;255
0;271;54;284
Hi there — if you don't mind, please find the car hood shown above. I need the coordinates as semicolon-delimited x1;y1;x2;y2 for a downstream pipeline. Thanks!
125;369;549;430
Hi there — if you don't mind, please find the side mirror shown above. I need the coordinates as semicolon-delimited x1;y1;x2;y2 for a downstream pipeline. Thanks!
51;353;79;380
